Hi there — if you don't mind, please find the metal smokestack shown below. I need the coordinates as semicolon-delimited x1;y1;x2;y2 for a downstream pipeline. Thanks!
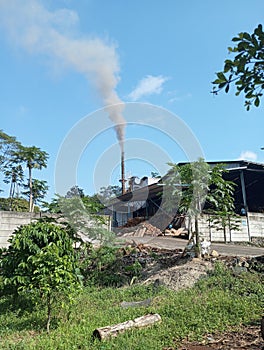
120;150;126;194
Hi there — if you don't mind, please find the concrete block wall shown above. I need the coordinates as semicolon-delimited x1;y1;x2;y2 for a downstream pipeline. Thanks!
192;212;264;242
0;211;43;248
248;212;264;242
0;211;111;248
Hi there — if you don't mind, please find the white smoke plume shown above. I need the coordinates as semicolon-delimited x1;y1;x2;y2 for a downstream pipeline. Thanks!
0;0;125;148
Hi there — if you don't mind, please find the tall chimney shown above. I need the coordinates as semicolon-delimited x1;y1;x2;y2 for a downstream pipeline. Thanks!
120;150;126;194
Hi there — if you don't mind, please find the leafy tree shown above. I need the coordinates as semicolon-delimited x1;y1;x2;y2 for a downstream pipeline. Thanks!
3;164;24;210
46;188;104;215
207;164;239;242
0;130;22;193
65;185;85;199
64;185;104;214
0;197;14;211
81;194;104;214
164;159;210;256
99;185;122;199
44;189;112;246
0;221;82;333
0;130;20;169
212;24;264;110
22;178;48;211
165;159;236;255
0;131;49;212
207;211;240;243
13;146;49;212
0;197;30;211
182;159;210;256
55;195;114;245
208;164;236;210
98;185;122;207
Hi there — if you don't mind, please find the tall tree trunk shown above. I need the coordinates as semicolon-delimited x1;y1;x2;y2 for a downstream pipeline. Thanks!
195;215;201;258
9;181;15;211
223;225;227;243
228;216;232;242
28;166;33;212
46;293;51;334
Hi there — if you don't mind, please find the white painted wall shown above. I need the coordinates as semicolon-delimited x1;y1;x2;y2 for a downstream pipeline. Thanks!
189;212;264;242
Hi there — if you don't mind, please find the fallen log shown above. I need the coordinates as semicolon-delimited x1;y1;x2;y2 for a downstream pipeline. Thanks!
93;313;161;340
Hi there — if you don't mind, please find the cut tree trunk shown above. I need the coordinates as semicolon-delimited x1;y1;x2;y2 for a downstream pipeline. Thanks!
93;313;161;340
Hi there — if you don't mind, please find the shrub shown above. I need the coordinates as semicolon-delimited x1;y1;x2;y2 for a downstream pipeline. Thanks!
0;221;82;332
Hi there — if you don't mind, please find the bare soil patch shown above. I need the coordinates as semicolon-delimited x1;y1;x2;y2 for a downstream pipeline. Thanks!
141;257;213;291
173;324;263;349
120;242;263;350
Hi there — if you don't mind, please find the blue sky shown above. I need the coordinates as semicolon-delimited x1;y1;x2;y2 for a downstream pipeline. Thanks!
1;0;264;200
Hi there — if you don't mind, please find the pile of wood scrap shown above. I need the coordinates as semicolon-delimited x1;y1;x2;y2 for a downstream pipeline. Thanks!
164;227;188;237
122;217;145;227
119;222;162;237
121;242;183;268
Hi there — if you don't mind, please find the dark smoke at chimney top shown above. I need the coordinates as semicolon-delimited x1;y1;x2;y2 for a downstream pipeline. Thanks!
115;125;125;151
107;104;126;153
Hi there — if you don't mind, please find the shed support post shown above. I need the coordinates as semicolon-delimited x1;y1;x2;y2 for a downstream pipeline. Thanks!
240;170;251;241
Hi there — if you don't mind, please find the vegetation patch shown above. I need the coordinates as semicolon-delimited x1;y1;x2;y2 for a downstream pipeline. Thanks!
0;258;263;350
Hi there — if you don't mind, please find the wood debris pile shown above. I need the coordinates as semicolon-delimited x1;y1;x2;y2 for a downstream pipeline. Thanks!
118;222;163;237
164;227;188;237
121;243;183;268
122;217;145;227
217;254;264;274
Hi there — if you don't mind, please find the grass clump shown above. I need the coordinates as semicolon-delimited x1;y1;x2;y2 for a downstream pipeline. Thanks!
80;244;143;287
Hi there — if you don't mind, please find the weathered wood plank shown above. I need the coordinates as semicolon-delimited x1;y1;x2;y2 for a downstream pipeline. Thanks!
120;298;152;308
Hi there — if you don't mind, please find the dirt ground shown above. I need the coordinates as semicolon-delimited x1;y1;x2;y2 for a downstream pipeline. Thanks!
141;257;214;291
123;244;264;350
174;324;263;349
144;257;263;350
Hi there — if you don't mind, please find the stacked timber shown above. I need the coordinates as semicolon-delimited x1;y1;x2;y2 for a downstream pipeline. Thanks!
120;222;162;237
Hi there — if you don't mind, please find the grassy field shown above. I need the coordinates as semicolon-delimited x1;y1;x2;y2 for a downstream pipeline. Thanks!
0;263;263;350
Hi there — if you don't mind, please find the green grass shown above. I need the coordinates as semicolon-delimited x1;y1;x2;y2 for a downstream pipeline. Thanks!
0;263;263;349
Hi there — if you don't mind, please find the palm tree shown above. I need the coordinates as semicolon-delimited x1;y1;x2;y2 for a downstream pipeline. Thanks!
22;178;49;211
15;146;48;212
0;130;21;193
3;164;24;210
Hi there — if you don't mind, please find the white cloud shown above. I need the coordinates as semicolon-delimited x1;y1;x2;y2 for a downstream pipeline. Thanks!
168;92;192;103
238;151;257;162
128;75;169;101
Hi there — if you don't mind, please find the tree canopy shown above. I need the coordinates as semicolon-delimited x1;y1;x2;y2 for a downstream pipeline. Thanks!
212;24;264;110
164;159;237;254
0;221;82;332
0;130;49;211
